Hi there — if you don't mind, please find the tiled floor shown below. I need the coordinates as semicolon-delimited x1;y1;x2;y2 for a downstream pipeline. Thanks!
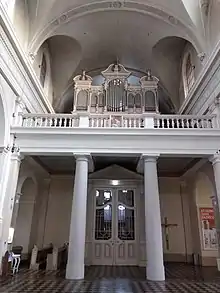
0;263;220;292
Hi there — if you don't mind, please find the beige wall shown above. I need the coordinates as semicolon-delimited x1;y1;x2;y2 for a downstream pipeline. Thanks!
42;176;73;247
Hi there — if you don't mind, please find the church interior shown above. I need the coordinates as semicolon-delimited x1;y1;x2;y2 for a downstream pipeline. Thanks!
1;0;220;292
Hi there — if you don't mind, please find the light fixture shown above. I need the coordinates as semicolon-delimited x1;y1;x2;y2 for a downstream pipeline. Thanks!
112;180;119;186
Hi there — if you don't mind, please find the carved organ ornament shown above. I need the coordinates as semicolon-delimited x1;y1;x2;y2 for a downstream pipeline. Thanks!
73;64;159;114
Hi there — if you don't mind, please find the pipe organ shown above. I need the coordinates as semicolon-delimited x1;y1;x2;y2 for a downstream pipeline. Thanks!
73;64;159;114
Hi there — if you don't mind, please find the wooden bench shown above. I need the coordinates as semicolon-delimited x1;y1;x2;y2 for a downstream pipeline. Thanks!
30;244;53;270
46;244;68;271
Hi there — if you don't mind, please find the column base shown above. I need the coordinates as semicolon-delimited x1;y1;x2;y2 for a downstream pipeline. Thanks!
65;263;85;280
146;264;165;281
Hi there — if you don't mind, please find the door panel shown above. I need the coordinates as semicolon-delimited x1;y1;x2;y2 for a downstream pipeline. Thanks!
115;190;137;265
92;189;115;265
92;188;138;265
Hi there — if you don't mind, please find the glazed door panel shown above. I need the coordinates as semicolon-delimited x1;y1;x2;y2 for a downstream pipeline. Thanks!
114;189;137;265
92;188;138;265
92;189;115;265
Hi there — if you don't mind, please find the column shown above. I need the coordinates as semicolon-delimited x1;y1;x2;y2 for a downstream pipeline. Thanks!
66;155;89;280
0;151;23;263
209;154;220;268
0;148;12;243
144;156;165;281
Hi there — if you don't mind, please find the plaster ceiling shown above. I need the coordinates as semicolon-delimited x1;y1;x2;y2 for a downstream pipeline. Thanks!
33;155;201;177
26;1;205;112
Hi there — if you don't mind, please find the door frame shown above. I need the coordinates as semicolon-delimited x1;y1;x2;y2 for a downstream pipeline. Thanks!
91;184;139;265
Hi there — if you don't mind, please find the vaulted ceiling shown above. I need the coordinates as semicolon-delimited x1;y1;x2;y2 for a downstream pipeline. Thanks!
21;0;208;112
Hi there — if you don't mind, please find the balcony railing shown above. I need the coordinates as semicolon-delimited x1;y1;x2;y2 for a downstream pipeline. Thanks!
15;113;217;130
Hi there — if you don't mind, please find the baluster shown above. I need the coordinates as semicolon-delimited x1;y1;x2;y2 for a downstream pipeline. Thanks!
58;118;62;127
48;117;52;127
33;117;37;127
129;118;132;128
64;118;67;127
171;118;174;128
23;118;26;127
195;119;198;128
162;118;165;128
39;117;43;127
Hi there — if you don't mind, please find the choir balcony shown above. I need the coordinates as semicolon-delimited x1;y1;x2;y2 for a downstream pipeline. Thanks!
10;63;220;156
16;112;217;130
10;111;220;157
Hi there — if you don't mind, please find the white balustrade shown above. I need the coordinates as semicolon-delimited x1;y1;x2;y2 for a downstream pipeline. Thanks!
154;115;216;129
17;113;217;130
22;114;79;128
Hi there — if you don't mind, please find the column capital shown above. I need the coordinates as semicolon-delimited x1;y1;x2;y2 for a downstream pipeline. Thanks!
73;153;94;172
142;154;160;163
11;152;24;162
209;153;220;165
74;153;90;162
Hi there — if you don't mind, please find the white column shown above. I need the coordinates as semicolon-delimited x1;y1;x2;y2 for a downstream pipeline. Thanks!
210;154;220;206
144;156;165;281
0;151;23;263
0;148;12;244
209;153;220;268
66;155;89;280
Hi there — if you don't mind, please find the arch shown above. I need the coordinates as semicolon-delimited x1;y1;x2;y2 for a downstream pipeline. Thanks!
76;90;89;111
13;176;38;255
182;51;195;98
29;3;203;55
16;173;38;195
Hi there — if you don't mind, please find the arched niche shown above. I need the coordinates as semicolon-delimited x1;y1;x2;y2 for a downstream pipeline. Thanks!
13;177;38;257
144;91;156;112
76;90;89;111
128;93;134;109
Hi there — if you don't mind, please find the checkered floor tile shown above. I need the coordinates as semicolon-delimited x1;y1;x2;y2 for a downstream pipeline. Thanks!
0;263;220;292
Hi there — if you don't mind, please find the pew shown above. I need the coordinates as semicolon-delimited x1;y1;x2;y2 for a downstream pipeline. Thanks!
46;243;68;271
30;244;53;270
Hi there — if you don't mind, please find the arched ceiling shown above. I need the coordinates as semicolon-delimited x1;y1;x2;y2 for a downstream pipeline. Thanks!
24;0;207;112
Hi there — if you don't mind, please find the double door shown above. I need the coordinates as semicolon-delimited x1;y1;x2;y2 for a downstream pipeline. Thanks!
92;188;138;265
